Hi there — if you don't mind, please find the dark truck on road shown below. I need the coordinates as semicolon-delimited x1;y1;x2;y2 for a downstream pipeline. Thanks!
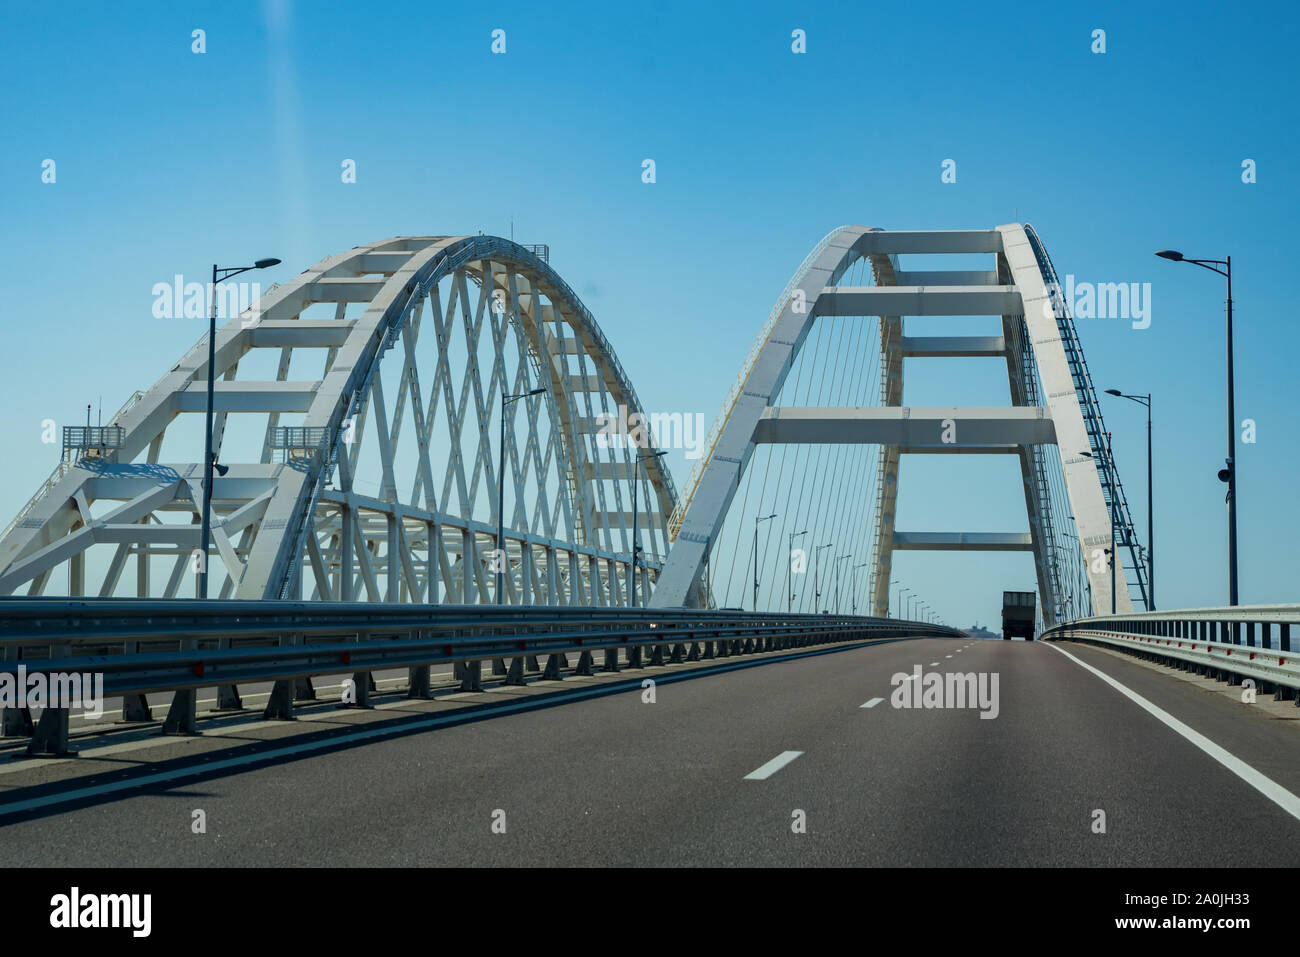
1002;591;1036;640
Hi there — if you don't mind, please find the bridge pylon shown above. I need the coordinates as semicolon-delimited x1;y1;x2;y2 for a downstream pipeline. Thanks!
654;224;1150;622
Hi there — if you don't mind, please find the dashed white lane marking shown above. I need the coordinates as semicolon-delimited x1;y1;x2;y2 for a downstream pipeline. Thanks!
744;750;804;780
929;662;939;666
1048;644;1300;824
860;697;885;709
945;655;953;659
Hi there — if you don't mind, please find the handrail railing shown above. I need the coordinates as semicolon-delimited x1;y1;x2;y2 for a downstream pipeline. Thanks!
1044;605;1300;694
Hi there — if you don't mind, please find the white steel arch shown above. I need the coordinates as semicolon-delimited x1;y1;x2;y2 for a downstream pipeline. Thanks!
653;224;1138;620
0;236;676;607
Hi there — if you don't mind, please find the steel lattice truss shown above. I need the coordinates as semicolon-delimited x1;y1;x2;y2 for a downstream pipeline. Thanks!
0;236;676;607
655;224;1140;622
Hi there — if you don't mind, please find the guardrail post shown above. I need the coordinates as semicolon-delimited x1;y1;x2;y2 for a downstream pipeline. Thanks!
458;659;483;692
264;679;296;720
161;689;198;735
505;657;527;685
702;638;715;659
26;706;71;757
627;644;644;668
0;644;33;736
339;671;374;709
407;665;433;698
574;650;595;675
543;654;566;680
216;684;243;711
1279;623;1297;703
602;649;620;672
686;641;700;661
492;658;508;676
293;676;317;701
649;644;665;666
121;693;152;723
2;704;33;737
526;656;541;672
670;642;686;663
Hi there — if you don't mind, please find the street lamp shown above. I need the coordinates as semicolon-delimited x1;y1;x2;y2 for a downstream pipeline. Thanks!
1156;249;1238;606
1080;442;1118;614
497;387;546;602
814;543;833;613
834;553;851;614
198;257;280;599
787;529;808;613
899;585;911;620
629;449;668;607
853;562;869;615
753;513;777;611
1104;388;1154;609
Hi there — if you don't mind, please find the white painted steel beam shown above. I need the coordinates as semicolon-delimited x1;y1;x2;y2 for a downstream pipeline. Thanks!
818;286;1022;318
901;335;1006;357
752;407;1056;447
892;532;1034;551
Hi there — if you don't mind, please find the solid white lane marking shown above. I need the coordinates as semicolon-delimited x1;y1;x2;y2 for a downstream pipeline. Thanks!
860;697;885;709
744;750;804;780
1048;644;1300;824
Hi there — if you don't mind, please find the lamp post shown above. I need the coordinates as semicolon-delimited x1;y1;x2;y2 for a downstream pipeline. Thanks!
629;449;668;607
787;529;808;613
497;387;546;603
890;579;899;618
1104;389;1154;609
853;562;869;615
1080;445;1118;614
814;543;833;613
1156;249;1237;606
899;586;911;620
753;513;777;611
834;553;851;614
198;258;280;599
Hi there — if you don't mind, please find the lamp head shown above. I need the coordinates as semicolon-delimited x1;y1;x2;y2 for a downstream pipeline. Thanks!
254;258;282;269
1155;250;1183;262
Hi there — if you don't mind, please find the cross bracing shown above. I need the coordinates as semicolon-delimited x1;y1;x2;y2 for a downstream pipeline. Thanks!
0;237;676;608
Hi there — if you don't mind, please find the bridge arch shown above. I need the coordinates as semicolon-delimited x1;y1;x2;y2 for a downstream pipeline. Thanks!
0;236;676;606
654;224;1148;621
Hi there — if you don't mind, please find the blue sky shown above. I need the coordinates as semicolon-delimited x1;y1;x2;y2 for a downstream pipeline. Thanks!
1;0;1296;628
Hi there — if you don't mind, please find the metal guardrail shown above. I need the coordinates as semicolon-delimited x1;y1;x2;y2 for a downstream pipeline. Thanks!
0;461;70;543
1043;604;1300;696
62;425;124;453
0;599;960;753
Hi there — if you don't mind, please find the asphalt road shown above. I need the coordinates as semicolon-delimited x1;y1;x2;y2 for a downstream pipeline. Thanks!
2;636;1297;866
